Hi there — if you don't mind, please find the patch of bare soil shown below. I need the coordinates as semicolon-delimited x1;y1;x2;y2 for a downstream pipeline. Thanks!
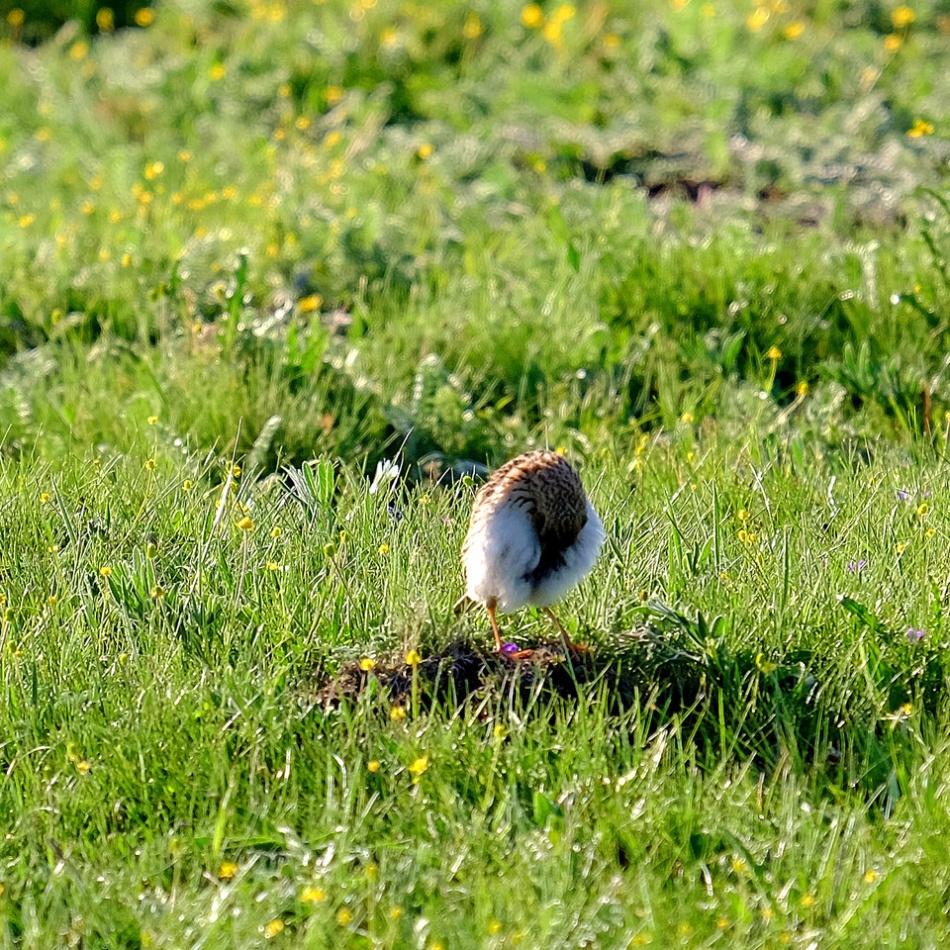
311;627;704;715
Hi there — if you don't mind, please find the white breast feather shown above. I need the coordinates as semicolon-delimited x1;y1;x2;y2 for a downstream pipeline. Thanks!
463;501;540;613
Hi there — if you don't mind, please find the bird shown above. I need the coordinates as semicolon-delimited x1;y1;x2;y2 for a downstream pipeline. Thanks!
459;449;605;657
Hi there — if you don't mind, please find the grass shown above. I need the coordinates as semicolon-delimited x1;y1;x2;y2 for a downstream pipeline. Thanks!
1;0;950;946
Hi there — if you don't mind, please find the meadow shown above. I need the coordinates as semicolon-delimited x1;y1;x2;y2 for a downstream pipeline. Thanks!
1;0;950;946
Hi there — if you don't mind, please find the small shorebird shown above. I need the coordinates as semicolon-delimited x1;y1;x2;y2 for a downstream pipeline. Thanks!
459;450;605;656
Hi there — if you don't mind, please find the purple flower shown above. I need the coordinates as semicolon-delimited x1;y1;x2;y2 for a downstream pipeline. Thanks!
501;642;520;655
846;559;868;573
906;627;926;643
896;490;911;501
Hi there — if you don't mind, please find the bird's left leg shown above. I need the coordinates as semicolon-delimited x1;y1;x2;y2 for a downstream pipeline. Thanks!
544;606;590;655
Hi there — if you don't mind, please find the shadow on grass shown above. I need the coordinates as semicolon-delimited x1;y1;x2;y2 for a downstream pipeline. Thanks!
311;602;945;811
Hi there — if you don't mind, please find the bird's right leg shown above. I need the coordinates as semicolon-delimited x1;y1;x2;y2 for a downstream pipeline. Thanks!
486;600;505;653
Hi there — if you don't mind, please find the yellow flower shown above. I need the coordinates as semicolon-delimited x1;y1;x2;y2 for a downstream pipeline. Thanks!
908;119;934;138
134;7;155;27
298;294;322;312
40;492;51;504
795;380;810;396
99;566;113;577
271;526;282;538
183;480;194;491
359;657;377;672
145;458;157;471
144;161;164;180
737;508;749;521
218;861;239;880
266;561;279;571
378;544;390;554
367;760;381;772
896;542;908;554
236;517;254;531
147;415;159;425
884;33;902;51
390;706;407;721
891;5;915;28
417;143;434;160
231;464;242;478
209;63;227;81
324;86;344;104
17;214;35;229
264;919;284;938
7;9;24;26
69;41;89;60
767;345;782;361
916;503;929;517
800;893;816;908
405;649;422;666
864;869;879;883
783;21;804;39
301;886;327;903
408;755;429;778
747;7;769;30
463;13;483;39
680;411;694;424
493;724;507;738
520;3;544;27
731;857;748;873
336;908;354;926
717;917;729;929
488;920;503;935
755;654;777;674
146;543;158;559
96;8;115;31
150;586;166;600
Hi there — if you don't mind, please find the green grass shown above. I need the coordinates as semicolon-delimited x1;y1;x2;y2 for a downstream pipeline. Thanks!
1;0;950;946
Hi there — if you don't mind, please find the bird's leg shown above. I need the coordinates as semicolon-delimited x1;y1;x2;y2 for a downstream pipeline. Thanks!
486;601;507;654
544;606;590;655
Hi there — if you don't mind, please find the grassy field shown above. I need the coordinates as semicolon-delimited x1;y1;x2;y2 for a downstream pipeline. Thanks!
2;0;950;947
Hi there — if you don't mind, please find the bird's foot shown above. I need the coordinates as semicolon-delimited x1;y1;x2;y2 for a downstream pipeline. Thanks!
565;641;591;655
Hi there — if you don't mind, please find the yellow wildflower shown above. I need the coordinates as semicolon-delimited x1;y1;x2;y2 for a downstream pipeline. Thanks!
359;657;377;672
521;3;544;28
301;886;326;903
908;119;934;138
134;7;155;27
405;649;422;666
891;5;915;28
218;861;239;880
408;755;430;778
